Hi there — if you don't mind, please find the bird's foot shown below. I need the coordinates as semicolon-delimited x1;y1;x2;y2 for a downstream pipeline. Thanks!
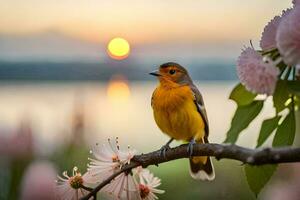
159;138;174;159
159;144;171;159
187;138;196;157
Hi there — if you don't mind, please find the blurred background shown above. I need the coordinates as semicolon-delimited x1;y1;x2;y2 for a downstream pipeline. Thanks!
0;0;299;199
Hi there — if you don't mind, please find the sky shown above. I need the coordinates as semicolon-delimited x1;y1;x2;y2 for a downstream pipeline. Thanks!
0;0;292;43
0;0;293;61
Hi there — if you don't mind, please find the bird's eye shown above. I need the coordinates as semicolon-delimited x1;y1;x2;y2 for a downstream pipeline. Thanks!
169;69;176;75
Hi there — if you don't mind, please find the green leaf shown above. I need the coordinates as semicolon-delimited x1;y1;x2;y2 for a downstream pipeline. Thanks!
273;80;290;113
224;101;264;143
272;110;296;147
244;164;277;196
287;80;300;96
229;83;256;106
256;116;281;148
295;96;300;108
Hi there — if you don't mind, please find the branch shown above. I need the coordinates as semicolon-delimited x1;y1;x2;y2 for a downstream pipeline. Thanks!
81;143;300;200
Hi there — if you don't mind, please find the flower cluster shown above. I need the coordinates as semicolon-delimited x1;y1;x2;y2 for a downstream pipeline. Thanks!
237;47;279;95
259;9;292;51
237;3;300;95
276;6;300;67
55;138;164;200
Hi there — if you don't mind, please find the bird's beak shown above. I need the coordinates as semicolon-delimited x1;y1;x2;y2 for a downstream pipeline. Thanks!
149;70;161;77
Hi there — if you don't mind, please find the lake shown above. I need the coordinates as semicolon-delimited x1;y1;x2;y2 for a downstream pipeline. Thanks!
0;81;276;155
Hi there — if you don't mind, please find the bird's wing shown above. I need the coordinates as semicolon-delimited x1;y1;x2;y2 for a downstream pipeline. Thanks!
190;84;209;137
151;87;158;107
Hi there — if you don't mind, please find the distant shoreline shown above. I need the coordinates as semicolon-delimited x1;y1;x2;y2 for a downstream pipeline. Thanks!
0;61;238;81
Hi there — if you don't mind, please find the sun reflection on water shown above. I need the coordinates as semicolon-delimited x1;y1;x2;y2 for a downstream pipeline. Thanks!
106;75;130;106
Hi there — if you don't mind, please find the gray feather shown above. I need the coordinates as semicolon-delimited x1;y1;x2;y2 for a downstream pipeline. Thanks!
190;84;209;137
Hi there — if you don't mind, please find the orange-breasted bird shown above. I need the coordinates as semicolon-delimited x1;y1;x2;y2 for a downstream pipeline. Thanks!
150;62;215;181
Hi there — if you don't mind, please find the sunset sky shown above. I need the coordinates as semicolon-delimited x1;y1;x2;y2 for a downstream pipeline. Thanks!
0;0;292;44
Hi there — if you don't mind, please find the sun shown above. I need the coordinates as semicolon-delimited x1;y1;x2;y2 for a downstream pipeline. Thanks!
107;37;130;60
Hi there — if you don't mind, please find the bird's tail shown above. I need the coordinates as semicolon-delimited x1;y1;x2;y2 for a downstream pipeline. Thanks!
189;137;215;181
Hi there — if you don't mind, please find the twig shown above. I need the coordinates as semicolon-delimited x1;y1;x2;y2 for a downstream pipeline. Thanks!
261;48;277;55
81;143;300;200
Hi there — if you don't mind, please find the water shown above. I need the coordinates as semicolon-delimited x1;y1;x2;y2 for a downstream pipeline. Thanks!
0;81;286;200
0;81;276;155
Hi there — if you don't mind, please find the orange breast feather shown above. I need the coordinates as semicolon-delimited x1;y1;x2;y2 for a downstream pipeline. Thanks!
152;85;205;141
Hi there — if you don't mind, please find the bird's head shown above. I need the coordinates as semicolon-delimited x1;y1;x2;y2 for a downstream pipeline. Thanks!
149;62;192;86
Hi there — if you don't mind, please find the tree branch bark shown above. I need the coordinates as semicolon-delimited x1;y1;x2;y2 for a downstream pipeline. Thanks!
81;143;300;200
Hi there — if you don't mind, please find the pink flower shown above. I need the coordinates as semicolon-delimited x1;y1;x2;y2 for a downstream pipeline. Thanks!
296;64;300;80
260;9;292;50
260;15;281;50
9;121;33;158
0;121;33;159
237;47;279;95
21;161;57;200
276;6;300;66
293;0;300;7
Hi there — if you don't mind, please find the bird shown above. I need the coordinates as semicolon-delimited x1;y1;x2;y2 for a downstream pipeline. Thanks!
150;62;215;181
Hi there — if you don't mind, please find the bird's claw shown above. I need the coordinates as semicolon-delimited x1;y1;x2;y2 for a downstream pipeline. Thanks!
187;138;196;157
159;138;174;159
159;144;171;159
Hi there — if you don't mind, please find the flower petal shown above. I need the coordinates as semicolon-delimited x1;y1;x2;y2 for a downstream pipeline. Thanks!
276;6;300;66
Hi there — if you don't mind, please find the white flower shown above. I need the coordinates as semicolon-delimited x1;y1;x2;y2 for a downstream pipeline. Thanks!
55;167;89;200
86;139;164;200
102;173;141;200
237;47;280;95
276;6;300;66
118;145;137;165
138;169;165;200
134;166;148;177
87;138;137;185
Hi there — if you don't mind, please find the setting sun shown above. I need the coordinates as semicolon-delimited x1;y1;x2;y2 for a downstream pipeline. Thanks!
107;37;130;60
